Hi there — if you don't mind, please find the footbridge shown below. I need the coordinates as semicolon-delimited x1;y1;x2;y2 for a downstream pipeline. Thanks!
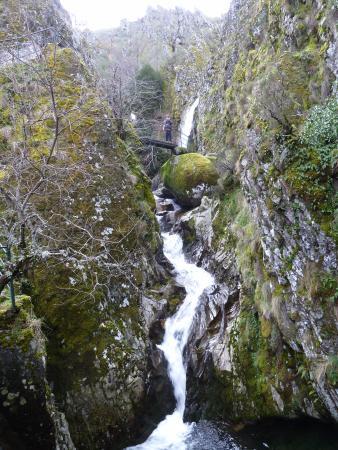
140;137;177;154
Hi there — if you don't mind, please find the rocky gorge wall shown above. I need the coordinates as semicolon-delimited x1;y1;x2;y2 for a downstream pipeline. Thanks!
169;0;337;425
0;1;180;449
0;0;337;448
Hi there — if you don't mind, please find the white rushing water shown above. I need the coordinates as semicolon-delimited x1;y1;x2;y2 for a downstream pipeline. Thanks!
179;98;199;148
127;232;214;450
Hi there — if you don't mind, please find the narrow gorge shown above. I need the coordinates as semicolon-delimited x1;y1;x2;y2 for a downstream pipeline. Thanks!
0;0;337;449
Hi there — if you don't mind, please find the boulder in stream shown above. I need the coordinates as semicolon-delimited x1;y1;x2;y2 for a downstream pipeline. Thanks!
160;153;219;208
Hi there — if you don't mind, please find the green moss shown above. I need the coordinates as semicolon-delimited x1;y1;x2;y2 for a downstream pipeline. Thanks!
326;356;338;387
0;295;41;353
208;186;326;419
176;0;336;424
283;140;336;238
160;153;219;206
260;316;272;338
298;262;337;304
0;106;11;127
46;45;89;82
33;259;145;395
233;53;247;83
317;273;338;303
223;290;325;419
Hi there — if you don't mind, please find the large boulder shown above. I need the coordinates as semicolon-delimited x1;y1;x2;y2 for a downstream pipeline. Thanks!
160;153;219;207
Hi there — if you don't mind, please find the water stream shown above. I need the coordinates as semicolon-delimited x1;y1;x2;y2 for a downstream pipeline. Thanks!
179;98;199;148
125;100;338;449
125;207;338;450
127;230;214;450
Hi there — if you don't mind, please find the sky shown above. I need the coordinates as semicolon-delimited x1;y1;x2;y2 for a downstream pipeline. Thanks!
60;0;231;30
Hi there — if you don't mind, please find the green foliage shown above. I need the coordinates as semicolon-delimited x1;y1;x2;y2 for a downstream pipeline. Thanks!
283;97;338;237
319;273;338;303
297;363;310;381
301;97;338;156
137;64;163;87
284;145;333;208
168;0;337;424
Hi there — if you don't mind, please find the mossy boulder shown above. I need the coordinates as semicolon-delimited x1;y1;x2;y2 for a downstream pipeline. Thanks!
160;153;219;207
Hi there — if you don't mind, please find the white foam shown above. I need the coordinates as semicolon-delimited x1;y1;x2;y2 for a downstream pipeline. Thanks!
127;232;214;450
179;98;199;148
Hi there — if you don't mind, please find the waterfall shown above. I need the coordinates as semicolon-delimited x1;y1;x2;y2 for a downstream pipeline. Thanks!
179;98;199;148
127;232;214;450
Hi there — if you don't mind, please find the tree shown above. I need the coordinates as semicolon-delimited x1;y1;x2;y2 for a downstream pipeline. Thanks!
0;15;148;300
135;64;164;120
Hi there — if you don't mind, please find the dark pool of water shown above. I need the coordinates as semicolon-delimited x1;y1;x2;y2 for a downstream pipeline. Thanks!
185;417;338;450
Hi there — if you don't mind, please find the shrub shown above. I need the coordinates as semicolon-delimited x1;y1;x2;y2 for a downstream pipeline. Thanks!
301;97;338;150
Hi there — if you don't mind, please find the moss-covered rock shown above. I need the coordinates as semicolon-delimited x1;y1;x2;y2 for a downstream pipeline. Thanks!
160;153;219;207
173;0;338;425
181;188;332;425
0;2;171;447
0;296;74;449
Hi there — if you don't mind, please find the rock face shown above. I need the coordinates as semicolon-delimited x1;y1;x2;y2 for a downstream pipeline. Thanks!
177;193;337;423
0;0;74;53
160;153;219;207
0;296;75;450
170;0;338;427
0;1;176;448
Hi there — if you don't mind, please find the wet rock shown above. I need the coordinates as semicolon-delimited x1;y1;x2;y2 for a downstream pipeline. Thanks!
0;297;74;450
153;185;175;199
157;199;175;213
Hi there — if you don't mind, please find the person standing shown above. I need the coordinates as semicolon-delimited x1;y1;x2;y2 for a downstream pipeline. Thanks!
163;115;173;142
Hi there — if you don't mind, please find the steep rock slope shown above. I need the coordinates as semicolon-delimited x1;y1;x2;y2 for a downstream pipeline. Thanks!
0;1;173;448
172;0;337;423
